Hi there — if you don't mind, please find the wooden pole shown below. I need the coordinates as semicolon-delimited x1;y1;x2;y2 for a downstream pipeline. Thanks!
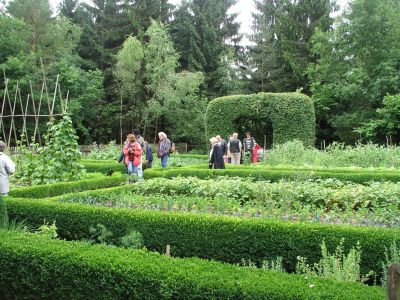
388;263;400;300
165;244;171;257
0;78;8;144
40;58;52;116
30;80;42;145
51;74;59;116
7;82;19;148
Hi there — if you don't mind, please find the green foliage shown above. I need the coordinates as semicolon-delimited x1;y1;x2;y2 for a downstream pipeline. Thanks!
267;140;400;168
16;114;85;184
120;230;144;249
88;224;113;245
57;176;400;227
0;230;384;299
381;241;400;287
86;141;121;160
0;197;8;229
5;196;399;280
205;93;315;146
144;165;400;184
309;0;400;144
9;173;125;198
0;15;30;63
361;94;400;142
296;239;372;283
262;257;285;273
170;0;241;97
35;220;58;239
249;0;335;93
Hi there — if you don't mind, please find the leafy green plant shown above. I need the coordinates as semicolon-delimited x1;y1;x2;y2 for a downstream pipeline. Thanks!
87;141;121;160
120;230;144;249
88;224;113;245
35;221;58;239
14;114;85;185
381;240;400;286
296;239;373;283
262;257;285;273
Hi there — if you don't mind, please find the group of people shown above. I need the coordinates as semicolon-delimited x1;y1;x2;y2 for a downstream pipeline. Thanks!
209;132;257;169
118;130;173;177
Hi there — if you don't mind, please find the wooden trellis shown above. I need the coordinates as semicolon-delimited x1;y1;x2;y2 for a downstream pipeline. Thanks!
0;63;68;148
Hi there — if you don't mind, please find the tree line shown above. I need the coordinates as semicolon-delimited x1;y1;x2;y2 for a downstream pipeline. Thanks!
1;0;399;147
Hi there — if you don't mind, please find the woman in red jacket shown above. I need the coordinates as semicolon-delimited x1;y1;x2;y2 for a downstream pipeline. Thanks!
123;134;143;176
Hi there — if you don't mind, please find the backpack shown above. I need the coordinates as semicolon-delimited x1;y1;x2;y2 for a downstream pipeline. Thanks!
127;143;136;161
170;142;175;154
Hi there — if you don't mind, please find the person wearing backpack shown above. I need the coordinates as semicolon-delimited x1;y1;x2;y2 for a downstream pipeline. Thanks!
123;134;143;177
133;129;145;177
157;132;171;168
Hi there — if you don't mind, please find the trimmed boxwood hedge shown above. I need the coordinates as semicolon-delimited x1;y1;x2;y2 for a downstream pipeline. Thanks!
83;160;126;175
144;167;400;183
0;230;384;299
206;93;315;146
9;173;126;198
5;197;399;279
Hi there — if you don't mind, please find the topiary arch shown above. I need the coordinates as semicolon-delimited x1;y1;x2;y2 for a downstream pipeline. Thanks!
205;92;315;146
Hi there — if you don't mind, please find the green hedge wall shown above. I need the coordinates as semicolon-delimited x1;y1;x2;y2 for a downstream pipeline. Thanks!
0;230;384;299
83;160;126;175
205;93;315;146
9;173;126;198
144;167;400;183
5;197;398;279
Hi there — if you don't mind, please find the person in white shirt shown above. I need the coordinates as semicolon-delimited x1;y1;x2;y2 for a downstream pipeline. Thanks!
0;141;15;196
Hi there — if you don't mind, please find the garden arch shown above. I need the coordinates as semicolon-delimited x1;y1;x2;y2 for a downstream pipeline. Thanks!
205;92;315;146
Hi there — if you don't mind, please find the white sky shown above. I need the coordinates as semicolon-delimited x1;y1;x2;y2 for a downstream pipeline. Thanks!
49;0;350;44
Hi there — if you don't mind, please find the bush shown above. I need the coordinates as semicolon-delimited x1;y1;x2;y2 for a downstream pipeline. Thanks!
143;166;400;183
5;197;399;280
205;93;315;146
0;230;385;299
0;197;8;229
82;160;127;175
9;173;126;198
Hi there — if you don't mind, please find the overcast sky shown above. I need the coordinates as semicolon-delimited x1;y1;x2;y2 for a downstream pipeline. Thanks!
49;0;350;43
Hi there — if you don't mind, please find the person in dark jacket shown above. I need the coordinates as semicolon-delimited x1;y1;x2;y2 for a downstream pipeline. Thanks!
144;141;153;168
209;137;225;169
227;133;242;165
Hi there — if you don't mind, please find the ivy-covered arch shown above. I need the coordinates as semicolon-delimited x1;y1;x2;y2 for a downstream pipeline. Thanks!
205;93;315;146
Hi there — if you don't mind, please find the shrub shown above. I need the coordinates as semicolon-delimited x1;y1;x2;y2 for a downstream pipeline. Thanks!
143;167;400;183
5;197;399;280
82;160;127;175
9;173;126;198
0;197;8;229
205;93;315;146
0;230;385;299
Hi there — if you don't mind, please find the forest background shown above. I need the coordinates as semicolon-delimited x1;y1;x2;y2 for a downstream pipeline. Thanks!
0;0;399;150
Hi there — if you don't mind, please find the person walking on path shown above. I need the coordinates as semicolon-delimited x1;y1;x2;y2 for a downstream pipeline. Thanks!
132;129;145;177
0;141;15;196
145;141;153;168
123;134;143;177
227;133;242;165
157;132;172;168
243;131;257;162
209;137;225;169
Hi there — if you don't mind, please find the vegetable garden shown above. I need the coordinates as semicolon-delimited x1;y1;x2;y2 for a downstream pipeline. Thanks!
3;141;400;299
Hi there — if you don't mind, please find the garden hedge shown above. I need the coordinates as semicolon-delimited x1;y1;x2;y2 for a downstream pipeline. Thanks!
0;230;384;299
83;160;126;175
144;167;400;183
9;173;126;198
206;93;315;146
5;197;399;279
0;198;8;229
